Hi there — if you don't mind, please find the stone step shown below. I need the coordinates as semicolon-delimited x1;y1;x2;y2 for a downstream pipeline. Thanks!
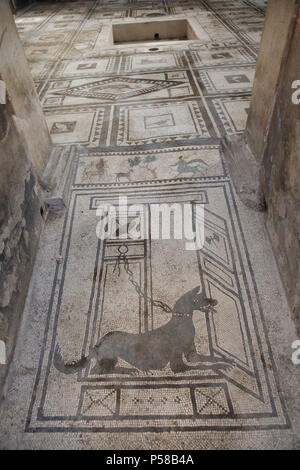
42;145;77;213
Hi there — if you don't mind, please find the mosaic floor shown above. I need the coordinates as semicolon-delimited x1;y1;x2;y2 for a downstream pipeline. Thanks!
1;0;300;449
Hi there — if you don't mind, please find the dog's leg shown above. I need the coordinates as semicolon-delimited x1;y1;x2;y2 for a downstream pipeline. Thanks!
91;358;117;375
170;354;234;373
184;344;235;366
91;358;139;376
170;355;192;373
184;342;210;363
184;341;217;363
111;366;140;375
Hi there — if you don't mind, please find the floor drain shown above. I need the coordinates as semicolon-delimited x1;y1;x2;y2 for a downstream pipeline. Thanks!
149;47;159;51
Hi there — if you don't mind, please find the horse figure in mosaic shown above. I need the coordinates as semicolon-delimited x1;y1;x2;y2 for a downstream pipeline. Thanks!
171;156;208;177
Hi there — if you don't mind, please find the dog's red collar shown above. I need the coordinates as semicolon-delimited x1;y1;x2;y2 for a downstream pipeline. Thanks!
172;311;193;318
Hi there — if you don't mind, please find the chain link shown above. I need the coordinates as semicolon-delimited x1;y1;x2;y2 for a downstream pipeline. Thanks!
113;252;173;313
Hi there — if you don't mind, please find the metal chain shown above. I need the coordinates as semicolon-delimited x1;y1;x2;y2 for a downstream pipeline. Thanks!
113;252;173;313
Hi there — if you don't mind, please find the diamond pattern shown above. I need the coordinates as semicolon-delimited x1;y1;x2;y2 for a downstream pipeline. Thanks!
53;76;184;101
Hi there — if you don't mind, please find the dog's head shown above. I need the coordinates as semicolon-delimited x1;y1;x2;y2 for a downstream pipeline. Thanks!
192;287;218;314
174;286;218;314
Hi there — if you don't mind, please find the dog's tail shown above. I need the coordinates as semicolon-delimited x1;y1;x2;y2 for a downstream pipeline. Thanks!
53;344;89;374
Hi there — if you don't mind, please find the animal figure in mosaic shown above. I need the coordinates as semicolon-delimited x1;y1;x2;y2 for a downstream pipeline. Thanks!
54;286;235;376
104;83;136;93
82;158;105;182
115;168;134;182
171;156;208;176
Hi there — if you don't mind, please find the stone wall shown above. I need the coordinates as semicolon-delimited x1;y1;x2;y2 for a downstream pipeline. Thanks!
223;0;300;332
11;0;35;12
260;1;300;331
0;1;51;395
246;0;295;160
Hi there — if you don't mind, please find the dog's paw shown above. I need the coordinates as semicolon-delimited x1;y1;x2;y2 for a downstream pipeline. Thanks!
226;358;236;366
186;354;203;363
216;362;235;372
